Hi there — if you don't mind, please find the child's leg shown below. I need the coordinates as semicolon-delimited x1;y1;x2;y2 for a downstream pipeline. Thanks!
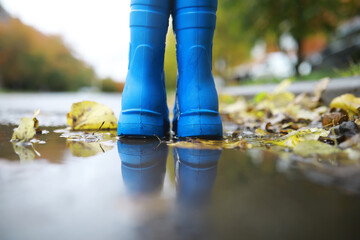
172;0;223;138
118;0;171;138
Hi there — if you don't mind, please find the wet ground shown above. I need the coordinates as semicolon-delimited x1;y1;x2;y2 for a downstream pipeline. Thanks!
1;93;360;240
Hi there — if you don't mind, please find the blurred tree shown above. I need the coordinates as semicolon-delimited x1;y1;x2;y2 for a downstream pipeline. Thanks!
0;17;97;91
217;0;360;74
101;77;119;92
214;0;253;76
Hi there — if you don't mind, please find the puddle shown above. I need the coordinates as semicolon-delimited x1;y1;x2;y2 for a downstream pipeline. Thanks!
1;124;360;240
1;93;360;240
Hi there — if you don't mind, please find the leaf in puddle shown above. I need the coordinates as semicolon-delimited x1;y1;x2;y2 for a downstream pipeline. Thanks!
67;141;114;157
293;140;341;157
330;94;360;118
169;140;221;150
169;139;248;150
11;110;40;142
267;128;329;147
67;101;117;130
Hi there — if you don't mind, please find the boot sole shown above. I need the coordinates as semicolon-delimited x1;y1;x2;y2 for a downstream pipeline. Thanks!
176;110;223;138
118;109;169;138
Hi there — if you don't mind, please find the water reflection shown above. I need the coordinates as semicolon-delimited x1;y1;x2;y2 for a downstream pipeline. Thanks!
174;148;221;205
11;142;37;162
173;148;222;240
117;139;167;195
117;141;222;239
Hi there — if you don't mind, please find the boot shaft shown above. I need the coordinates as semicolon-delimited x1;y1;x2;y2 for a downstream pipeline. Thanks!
129;0;171;70
172;0;219;112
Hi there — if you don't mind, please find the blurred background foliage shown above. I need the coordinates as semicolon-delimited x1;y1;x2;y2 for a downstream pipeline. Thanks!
0;5;123;92
0;17;97;91
1;1;360;92
165;0;360;88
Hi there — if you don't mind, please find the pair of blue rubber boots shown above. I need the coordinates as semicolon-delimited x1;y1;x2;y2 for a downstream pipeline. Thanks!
118;0;222;139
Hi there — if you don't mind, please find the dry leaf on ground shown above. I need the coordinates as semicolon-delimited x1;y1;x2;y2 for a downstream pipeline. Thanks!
67;101;117;130
330;94;360;118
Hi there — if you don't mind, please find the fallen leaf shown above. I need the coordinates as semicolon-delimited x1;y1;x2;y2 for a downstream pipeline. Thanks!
293;140;341;157
322;111;349;129
11;110;40;141
169;138;248;150
267;128;329;147
273;79;292;94
67;101;118;130
330;94;360;118
313;77;330;102
255;128;267;136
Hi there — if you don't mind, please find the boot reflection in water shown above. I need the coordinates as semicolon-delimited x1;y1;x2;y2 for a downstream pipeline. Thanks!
118;139;168;195
118;0;223;139
173;147;221;239
174;147;221;205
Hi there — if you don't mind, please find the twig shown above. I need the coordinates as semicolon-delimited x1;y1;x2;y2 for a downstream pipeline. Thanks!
99;143;105;153
153;134;162;149
93;121;105;135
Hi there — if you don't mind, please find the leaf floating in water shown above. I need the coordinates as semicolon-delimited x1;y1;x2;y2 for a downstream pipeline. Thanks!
11;110;40;142
66;101;118;130
293;140;341;157
266;128;329;148
169;138;248;150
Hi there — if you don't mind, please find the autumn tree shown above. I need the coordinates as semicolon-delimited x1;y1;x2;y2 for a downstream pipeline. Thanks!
0;16;97;91
216;0;360;74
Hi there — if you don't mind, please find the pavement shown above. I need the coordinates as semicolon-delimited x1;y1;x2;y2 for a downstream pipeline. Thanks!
221;76;360;105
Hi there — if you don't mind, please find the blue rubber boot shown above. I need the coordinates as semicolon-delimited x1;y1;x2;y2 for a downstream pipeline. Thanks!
172;0;223;138
118;139;168;195
118;0;171;138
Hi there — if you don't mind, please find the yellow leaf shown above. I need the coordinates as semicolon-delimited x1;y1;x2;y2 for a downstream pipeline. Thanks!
33;109;40;128
293;140;340;157
267;128;329;147
273;79;293;94
67;141;114;157
330;94;360;118
169;139;248;150
67;101;118;130
12;118;36;141
255;128;267;136
11;110;40;141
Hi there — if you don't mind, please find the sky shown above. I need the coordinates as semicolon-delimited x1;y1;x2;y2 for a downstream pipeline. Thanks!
1;0;131;81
